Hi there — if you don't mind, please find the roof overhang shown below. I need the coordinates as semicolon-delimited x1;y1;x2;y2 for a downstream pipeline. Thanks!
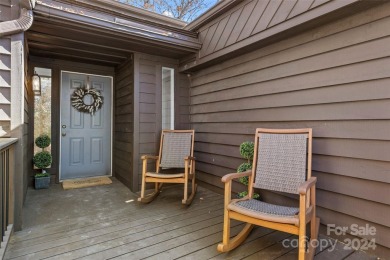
180;0;383;72
28;0;201;66
185;0;244;31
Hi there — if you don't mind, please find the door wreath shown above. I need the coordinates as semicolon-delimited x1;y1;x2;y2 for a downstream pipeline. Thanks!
71;87;104;115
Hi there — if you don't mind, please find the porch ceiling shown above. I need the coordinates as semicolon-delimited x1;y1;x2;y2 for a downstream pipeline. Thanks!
27;0;200;66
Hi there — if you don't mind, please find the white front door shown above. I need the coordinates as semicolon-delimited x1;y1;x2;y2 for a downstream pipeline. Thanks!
60;72;112;180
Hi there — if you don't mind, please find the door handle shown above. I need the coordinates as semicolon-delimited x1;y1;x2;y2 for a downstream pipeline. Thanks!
61;125;67;137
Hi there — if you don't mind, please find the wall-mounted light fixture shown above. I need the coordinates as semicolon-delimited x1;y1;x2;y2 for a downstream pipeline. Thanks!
32;71;41;96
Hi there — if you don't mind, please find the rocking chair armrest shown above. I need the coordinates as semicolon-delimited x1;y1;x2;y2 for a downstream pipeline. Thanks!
221;170;252;183
298;177;317;195
141;155;159;160
184;156;196;175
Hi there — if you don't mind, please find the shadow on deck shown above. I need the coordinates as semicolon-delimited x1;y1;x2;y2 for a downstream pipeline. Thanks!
4;178;375;260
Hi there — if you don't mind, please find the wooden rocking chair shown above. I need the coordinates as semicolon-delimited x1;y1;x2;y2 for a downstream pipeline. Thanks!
138;130;197;205
218;128;319;260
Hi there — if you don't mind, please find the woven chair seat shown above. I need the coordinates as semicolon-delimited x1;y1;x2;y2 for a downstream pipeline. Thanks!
146;172;185;178
228;199;300;225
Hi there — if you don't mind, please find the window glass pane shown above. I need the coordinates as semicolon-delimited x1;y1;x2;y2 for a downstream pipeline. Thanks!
34;67;52;155
162;67;174;130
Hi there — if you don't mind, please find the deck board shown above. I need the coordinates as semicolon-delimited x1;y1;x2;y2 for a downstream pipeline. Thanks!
180;227;274;259
242;235;295;260
4;178;375;260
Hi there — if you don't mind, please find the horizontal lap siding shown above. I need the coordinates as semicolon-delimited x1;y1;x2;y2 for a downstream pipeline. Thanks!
177;73;190;130
0;37;11;136
137;56;158;191
114;59;133;188
134;55;190;191
189;3;390;255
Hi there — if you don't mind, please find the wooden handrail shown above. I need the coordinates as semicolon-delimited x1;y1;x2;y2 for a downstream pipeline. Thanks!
0;138;17;258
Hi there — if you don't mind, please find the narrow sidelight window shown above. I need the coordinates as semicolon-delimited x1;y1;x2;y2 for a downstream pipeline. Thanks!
162;67;174;130
33;67;52;155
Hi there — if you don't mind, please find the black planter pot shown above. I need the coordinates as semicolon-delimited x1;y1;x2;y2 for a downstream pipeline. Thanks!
35;176;50;189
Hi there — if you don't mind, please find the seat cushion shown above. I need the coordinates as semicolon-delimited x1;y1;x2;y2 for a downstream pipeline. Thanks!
145;172;185;178
228;199;299;225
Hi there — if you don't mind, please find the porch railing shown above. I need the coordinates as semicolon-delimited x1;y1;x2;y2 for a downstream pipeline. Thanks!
0;138;17;258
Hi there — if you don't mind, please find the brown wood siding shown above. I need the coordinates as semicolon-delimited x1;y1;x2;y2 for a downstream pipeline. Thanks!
181;0;384;72
132;53;190;192
114;58;134;188
24;34;32;204
197;0;344;59
177;73;191;130
189;3;390;256
0;1;12;22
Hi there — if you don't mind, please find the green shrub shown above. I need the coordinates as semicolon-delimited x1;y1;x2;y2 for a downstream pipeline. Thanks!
239;141;254;161
237;191;248;198
237;141;260;200
239;176;249;186
237;191;260;199
35;134;51;149
237;162;252;173
34;172;50;178
237;162;252;186
33;151;52;169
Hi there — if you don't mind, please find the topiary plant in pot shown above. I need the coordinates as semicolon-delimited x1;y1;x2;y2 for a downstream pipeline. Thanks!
33;134;52;189
237;141;260;199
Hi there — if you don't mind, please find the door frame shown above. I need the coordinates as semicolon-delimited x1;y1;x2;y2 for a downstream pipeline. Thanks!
59;70;114;181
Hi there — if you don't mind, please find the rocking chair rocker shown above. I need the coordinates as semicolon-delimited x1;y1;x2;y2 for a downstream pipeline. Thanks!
138;130;196;205
218;128;319;260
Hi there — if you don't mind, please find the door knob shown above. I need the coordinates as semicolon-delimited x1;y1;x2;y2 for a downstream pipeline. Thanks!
62;132;66;137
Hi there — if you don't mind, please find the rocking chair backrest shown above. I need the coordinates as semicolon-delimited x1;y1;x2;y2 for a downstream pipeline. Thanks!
252;129;312;195
159;130;194;168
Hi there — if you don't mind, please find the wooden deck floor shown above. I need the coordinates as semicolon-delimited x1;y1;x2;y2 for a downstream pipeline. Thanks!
4;178;375;260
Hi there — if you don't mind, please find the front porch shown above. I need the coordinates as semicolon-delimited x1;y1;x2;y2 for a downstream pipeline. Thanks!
4;179;373;260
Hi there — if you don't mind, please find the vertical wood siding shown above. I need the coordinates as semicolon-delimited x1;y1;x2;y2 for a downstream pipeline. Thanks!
189;3;390;256
198;0;331;58
114;58;134;188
